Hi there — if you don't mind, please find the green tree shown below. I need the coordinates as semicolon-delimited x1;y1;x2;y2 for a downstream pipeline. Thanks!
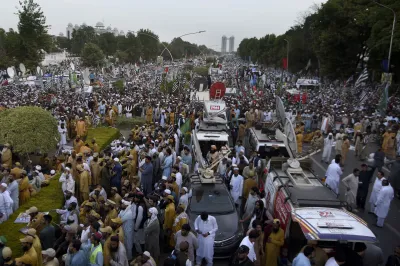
137;29;159;61
70;26;96;55
81;43;104;67
16;0;51;68
0;106;58;154
97;32;117;56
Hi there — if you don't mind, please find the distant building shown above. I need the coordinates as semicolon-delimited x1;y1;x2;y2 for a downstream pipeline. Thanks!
221;35;227;54
41;50;68;66
66;22;126;39
229;36;235;53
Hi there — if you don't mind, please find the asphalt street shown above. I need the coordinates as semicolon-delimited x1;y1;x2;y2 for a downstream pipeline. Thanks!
308;143;400;260
119;128;398;264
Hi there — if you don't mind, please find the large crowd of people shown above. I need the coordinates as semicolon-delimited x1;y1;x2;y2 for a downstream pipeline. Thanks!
0;58;399;266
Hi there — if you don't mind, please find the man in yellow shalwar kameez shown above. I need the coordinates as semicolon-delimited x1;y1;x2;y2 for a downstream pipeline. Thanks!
1;144;12;169
77;164;91;202
75;118;87;139
163;195;176;245
296;130;304;154
19;173;31;205
146;106;153;124
265;219;284;266
382;129;396;156
169;204;188;247
73;136;84;153
169;111;175;125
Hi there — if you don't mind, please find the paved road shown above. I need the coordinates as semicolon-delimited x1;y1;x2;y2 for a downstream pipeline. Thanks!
120;127;399;263
308;143;400;260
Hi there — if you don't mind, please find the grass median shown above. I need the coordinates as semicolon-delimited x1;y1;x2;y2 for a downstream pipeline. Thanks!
0;127;120;257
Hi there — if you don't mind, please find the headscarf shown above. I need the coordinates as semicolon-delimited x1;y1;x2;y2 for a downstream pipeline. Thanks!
146;207;158;227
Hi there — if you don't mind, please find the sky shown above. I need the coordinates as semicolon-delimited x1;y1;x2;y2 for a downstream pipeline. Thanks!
0;0;326;51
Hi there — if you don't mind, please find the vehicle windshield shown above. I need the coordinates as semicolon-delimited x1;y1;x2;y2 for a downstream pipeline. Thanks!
189;186;235;214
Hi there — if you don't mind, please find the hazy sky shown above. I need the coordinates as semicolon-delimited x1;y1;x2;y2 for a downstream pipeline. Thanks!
0;0;326;51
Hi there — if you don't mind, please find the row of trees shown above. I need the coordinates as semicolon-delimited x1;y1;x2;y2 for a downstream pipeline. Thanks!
237;0;399;81
0;0;216;69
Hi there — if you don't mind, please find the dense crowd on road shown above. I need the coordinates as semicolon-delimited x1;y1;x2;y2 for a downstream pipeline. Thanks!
0;58;400;266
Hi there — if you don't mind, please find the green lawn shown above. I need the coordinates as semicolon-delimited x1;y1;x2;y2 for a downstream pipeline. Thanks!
87;127;120;150
0;127;120;257
0;175;63;257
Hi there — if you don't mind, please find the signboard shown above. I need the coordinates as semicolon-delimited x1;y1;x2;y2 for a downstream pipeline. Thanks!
265;173;276;214
296;79;319;88
291;207;376;242
210;105;220;111
274;190;292;230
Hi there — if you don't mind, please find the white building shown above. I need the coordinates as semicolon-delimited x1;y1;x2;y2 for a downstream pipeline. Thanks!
41;50;68;66
66;22;126;39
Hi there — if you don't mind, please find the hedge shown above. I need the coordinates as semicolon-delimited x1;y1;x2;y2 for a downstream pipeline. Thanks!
115;117;146;128
87;127;120;150
0;127;120;257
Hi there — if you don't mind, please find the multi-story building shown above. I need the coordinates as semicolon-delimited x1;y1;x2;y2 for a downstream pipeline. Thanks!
229;36;235;53
221;35;227;54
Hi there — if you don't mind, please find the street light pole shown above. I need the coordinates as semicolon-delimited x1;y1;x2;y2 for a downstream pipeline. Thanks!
159;30;206;58
284;39;289;72
373;1;396;73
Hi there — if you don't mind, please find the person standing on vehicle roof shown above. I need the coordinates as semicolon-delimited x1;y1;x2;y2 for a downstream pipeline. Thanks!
230;167;244;205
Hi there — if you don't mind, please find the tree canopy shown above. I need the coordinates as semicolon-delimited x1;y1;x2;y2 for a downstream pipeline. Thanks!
81;43;105;67
0;106;59;154
0;0;217;69
237;0;399;81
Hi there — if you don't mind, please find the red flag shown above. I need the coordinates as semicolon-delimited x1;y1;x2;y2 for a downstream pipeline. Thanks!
282;58;288;70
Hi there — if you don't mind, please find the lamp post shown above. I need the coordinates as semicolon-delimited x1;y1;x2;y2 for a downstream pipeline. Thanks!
283;39;289;72
133;31;174;61
159;30;206;58
373;1;396;72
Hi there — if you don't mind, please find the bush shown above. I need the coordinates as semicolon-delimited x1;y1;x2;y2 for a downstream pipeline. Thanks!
0;175;63;257
87;127;120;150
115;117;146;128
0;106;58;154
193;66;209;77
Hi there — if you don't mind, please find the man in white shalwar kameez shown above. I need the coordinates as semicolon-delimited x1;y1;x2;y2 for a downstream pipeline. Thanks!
0;183;13;218
195;212;218;266
58;124;67;147
230;168;244;205
322;133;334;164
325;157;342;195
119;200;134;260
368;171;386;213
7;176;19;212
342;168;360;210
374;179;394;227
59;168;75;196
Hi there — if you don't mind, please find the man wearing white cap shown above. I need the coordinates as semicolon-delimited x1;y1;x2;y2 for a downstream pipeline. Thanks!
179;187;190;211
0;183;13;220
42;248;59;266
59;167;75;196
7;172;19;212
230;168;244;204
322;133;334;164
